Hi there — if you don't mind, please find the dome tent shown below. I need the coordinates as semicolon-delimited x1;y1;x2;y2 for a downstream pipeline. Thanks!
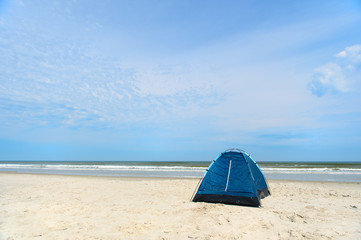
192;148;270;207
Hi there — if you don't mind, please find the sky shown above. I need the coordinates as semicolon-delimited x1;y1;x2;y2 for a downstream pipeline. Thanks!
0;0;360;162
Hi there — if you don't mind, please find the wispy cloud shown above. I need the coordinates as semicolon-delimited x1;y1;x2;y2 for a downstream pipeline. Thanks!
257;129;310;146
0;25;222;129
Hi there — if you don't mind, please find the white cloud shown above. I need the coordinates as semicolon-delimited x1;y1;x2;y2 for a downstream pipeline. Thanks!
336;44;361;62
309;63;347;96
309;44;361;97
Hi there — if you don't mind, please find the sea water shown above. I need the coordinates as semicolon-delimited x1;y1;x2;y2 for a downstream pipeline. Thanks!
0;161;360;182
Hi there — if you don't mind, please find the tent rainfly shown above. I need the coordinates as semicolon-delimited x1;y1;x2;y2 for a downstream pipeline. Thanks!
192;148;270;207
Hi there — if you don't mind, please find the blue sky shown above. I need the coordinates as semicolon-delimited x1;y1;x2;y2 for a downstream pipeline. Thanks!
0;0;360;161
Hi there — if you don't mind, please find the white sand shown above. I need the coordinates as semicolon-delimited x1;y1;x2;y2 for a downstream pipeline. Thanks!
0;173;360;240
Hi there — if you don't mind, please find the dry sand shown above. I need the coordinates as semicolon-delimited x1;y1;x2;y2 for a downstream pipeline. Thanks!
0;173;360;240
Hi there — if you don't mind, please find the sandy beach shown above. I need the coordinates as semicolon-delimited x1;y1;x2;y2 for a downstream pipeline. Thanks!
0;173;360;240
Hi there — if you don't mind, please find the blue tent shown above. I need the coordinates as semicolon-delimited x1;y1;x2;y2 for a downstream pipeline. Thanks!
192;148;270;207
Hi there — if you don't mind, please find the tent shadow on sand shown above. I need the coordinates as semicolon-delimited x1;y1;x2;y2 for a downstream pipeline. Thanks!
192;148;270;207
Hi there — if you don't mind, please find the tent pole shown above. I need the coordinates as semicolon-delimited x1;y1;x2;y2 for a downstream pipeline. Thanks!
190;177;203;202
225;160;232;192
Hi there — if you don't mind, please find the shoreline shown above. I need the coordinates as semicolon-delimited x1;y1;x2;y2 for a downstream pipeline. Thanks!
1;170;360;183
1;173;360;239
1;161;360;183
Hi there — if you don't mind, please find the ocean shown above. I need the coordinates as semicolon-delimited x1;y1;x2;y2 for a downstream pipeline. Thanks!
1;161;360;182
